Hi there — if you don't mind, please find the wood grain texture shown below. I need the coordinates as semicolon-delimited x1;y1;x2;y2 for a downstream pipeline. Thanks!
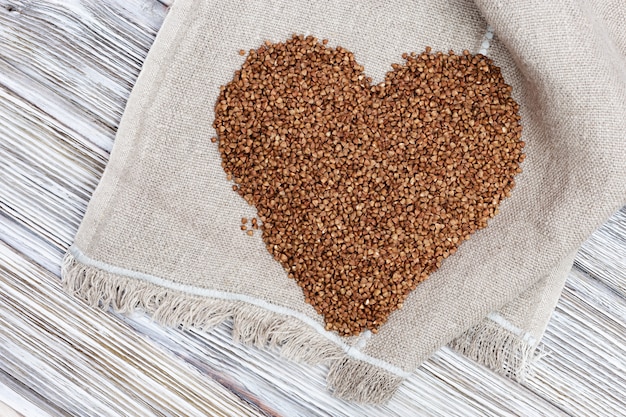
0;379;51;417
0;1;624;416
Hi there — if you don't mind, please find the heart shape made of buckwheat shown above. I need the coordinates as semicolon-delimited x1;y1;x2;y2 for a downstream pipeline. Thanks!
214;35;524;336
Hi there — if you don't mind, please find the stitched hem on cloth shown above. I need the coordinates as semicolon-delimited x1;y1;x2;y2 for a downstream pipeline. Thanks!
62;246;409;404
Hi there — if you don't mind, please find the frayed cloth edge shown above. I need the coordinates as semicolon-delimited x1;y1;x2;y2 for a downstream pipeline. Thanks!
62;250;407;404
449;314;546;381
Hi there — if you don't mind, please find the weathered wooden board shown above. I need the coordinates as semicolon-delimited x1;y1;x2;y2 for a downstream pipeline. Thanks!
1;1;625;416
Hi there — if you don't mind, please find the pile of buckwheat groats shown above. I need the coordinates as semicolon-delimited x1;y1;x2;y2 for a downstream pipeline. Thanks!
214;34;524;336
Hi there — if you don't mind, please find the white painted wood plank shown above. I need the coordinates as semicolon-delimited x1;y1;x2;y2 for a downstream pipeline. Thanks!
0;381;51;417
0;243;261;416
0;401;24;417
0;82;102;251
525;269;626;416
0;0;165;151
576;207;626;296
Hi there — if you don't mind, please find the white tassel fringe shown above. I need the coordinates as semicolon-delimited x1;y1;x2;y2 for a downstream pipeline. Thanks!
449;316;545;381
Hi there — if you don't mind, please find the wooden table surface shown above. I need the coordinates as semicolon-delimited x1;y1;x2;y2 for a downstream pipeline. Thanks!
1;1;625;416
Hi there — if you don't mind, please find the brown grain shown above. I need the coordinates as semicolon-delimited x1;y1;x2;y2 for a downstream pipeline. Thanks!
214;35;524;335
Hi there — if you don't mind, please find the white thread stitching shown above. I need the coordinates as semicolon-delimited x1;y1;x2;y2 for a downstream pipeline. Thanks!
350;330;373;352
487;312;537;346
69;245;412;378
478;25;494;56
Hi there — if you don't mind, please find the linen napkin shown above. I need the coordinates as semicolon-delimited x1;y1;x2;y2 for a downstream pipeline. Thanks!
63;0;626;403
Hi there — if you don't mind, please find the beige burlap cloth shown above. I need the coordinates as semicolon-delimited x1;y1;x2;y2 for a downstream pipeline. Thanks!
62;0;626;403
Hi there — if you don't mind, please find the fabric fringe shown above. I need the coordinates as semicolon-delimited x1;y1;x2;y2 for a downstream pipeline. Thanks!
61;252;345;367
449;317;545;381
327;357;404;404
62;251;407;403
